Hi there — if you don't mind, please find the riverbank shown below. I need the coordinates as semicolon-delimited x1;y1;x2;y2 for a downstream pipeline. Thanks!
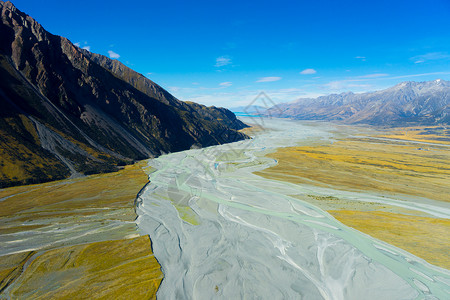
0;161;162;298
136;117;450;299
255;125;450;269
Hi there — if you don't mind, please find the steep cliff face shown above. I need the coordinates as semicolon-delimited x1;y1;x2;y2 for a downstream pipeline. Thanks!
0;1;248;187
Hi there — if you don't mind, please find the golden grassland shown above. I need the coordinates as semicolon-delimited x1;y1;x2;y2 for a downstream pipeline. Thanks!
0;120;68;185
0;161;151;218
7;237;161;299
378;125;450;145
239;124;266;136
0;162;162;298
256;126;450;269
257;138;450;202
331;210;450;268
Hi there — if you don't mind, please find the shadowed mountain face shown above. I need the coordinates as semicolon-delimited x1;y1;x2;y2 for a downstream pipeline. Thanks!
267;80;450;126
0;1;248;187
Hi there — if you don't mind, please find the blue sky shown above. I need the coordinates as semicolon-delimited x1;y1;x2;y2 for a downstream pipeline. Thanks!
12;0;450;108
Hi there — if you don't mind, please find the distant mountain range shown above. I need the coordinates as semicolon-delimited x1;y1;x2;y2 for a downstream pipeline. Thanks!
0;1;247;187
265;79;450;125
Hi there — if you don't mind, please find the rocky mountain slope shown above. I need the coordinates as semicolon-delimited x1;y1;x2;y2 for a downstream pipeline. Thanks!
0;1;248;188
267;79;450;125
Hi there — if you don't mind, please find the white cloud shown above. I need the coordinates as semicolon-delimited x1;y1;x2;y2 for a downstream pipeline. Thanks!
324;80;372;91
168;86;181;92
411;52;450;64
168;70;450;108
108;50;120;59
82;46;91;51
256;76;282;82
300;68;317;75
318;71;450;94
215;56;232;67
386;71;450;80
318;73;387;92
74;42;81;47
175;87;321;108
356;73;389;79
355;56;366;61
219;82;232;87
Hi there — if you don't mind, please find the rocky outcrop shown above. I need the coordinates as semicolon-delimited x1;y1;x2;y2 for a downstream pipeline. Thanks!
0;1;248;187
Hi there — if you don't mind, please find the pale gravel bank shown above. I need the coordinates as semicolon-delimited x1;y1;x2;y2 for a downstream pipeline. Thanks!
137;117;450;300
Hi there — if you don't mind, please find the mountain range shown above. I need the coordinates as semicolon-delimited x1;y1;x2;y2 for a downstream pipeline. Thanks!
0;1;248;188
266;79;450;125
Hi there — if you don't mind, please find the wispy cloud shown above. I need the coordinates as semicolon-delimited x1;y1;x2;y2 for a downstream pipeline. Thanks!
74;41;90;51
182;88;316;108
168;86;181;93
318;73;383;92
219;82;232;87
300;68;317;75
411;52;450;64
385;71;450;80
356;73;389;79
355;56;366;61
215;56;232;67
108;50;120;59
324;80;372;91
256;76;282;82
162;69;450;109
316;71;450;94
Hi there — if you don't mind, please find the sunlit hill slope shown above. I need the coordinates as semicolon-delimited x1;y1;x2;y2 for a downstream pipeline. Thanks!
0;1;248;187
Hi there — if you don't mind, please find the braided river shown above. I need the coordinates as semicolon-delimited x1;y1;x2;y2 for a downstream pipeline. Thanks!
136;117;450;299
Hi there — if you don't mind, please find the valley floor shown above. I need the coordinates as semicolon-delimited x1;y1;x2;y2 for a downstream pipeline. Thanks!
0;119;448;299
137;117;450;299
256;125;450;269
0;162;162;299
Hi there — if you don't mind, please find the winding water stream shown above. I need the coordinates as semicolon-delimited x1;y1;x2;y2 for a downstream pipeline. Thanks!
136;118;450;299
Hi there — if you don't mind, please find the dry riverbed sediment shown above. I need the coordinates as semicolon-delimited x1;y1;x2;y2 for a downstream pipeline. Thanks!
2;118;448;299
256;124;450;269
0;162;162;299
137;117;450;299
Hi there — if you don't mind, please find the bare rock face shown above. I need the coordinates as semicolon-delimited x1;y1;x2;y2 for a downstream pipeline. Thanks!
0;1;248;187
267;80;450;126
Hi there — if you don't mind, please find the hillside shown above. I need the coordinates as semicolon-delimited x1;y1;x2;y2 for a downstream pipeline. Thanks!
0;1;248;187
267;79;450;126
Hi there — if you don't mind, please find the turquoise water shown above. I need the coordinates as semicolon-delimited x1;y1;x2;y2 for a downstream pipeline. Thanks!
232;112;261;117
137;118;450;299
